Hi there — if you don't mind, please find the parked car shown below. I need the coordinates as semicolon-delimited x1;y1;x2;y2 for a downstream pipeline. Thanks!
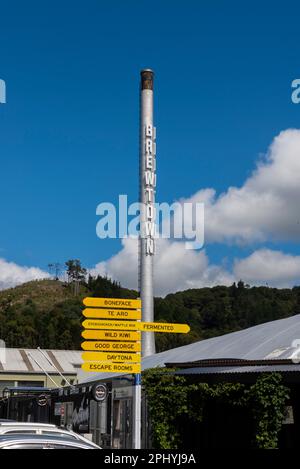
0;422;100;449
0;422;52;428
0;434;99;449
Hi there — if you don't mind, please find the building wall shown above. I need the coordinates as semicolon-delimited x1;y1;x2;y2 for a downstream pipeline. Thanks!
0;373;77;395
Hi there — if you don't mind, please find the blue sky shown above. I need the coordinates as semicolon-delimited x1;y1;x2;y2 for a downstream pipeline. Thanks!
1;0;300;293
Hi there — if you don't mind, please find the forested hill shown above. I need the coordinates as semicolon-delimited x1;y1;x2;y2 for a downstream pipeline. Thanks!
0;277;300;352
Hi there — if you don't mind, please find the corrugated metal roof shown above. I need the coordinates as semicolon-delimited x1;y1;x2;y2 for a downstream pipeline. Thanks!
176;364;300;375
0;349;82;374
78;313;300;384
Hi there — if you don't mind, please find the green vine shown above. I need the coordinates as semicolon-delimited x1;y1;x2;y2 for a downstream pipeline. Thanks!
142;369;289;450
142;368;191;448
246;373;290;449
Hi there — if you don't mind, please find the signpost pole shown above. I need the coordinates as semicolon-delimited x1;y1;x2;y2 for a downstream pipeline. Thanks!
133;373;142;449
81;295;190;450
133;294;142;450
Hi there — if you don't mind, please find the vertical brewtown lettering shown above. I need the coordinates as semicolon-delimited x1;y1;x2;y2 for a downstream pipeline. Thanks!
144;124;156;255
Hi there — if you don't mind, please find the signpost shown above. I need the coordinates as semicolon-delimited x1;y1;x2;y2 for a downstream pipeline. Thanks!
82;351;141;362
81;297;143;373
81;330;141;341
83;308;141;320
80;296;190;450
83;297;141;309
82;319;190;333
82;362;141;374
81;340;141;352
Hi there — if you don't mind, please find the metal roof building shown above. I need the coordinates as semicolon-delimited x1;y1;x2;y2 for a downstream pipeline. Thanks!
78;313;300;384
3;316;300;450
0;348;82;392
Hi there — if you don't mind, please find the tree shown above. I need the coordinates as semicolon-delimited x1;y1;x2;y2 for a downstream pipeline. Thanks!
65;260;87;282
65;259;87;295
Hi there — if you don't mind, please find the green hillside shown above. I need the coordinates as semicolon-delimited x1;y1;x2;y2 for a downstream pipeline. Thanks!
154;283;300;351
0;277;300;352
0;276;138;349
0;279;80;310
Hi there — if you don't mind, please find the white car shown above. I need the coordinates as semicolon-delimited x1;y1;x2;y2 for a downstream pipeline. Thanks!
0;422;100;449
0;434;99;450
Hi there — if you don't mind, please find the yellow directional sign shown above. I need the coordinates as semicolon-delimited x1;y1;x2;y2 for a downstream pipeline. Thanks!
81;362;141;374
83;308;141;320
138;322;190;334
82;320;138;331
82;351;141;363
83;297;141;310
82;319;190;334
81;330;141;341
81;340;141;352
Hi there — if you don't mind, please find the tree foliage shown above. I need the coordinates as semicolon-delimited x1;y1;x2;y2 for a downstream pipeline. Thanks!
246;373;290;449
65;259;87;282
143;370;289;449
154;283;300;351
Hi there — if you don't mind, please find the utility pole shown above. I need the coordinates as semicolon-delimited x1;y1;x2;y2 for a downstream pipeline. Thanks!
133;372;142;449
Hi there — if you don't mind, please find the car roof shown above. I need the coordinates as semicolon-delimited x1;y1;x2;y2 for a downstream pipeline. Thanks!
0;422;56;427
0;426;101;448
0;426;76;434
0;434;97;448
0;425;65;430
0;434;76;441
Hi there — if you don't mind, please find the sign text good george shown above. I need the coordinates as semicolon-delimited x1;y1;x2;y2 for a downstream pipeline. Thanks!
81;340;141;352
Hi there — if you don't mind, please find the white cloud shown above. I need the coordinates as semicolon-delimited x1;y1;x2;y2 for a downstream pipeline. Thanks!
0;258;49;291
92;242;300;294
91;237;138;289
4;129;300;294
184;129;300;244
92;238;234;296
234;249;300;288
90;128;300;294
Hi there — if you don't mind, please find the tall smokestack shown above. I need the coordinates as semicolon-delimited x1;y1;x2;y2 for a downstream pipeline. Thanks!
139;69;156;357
